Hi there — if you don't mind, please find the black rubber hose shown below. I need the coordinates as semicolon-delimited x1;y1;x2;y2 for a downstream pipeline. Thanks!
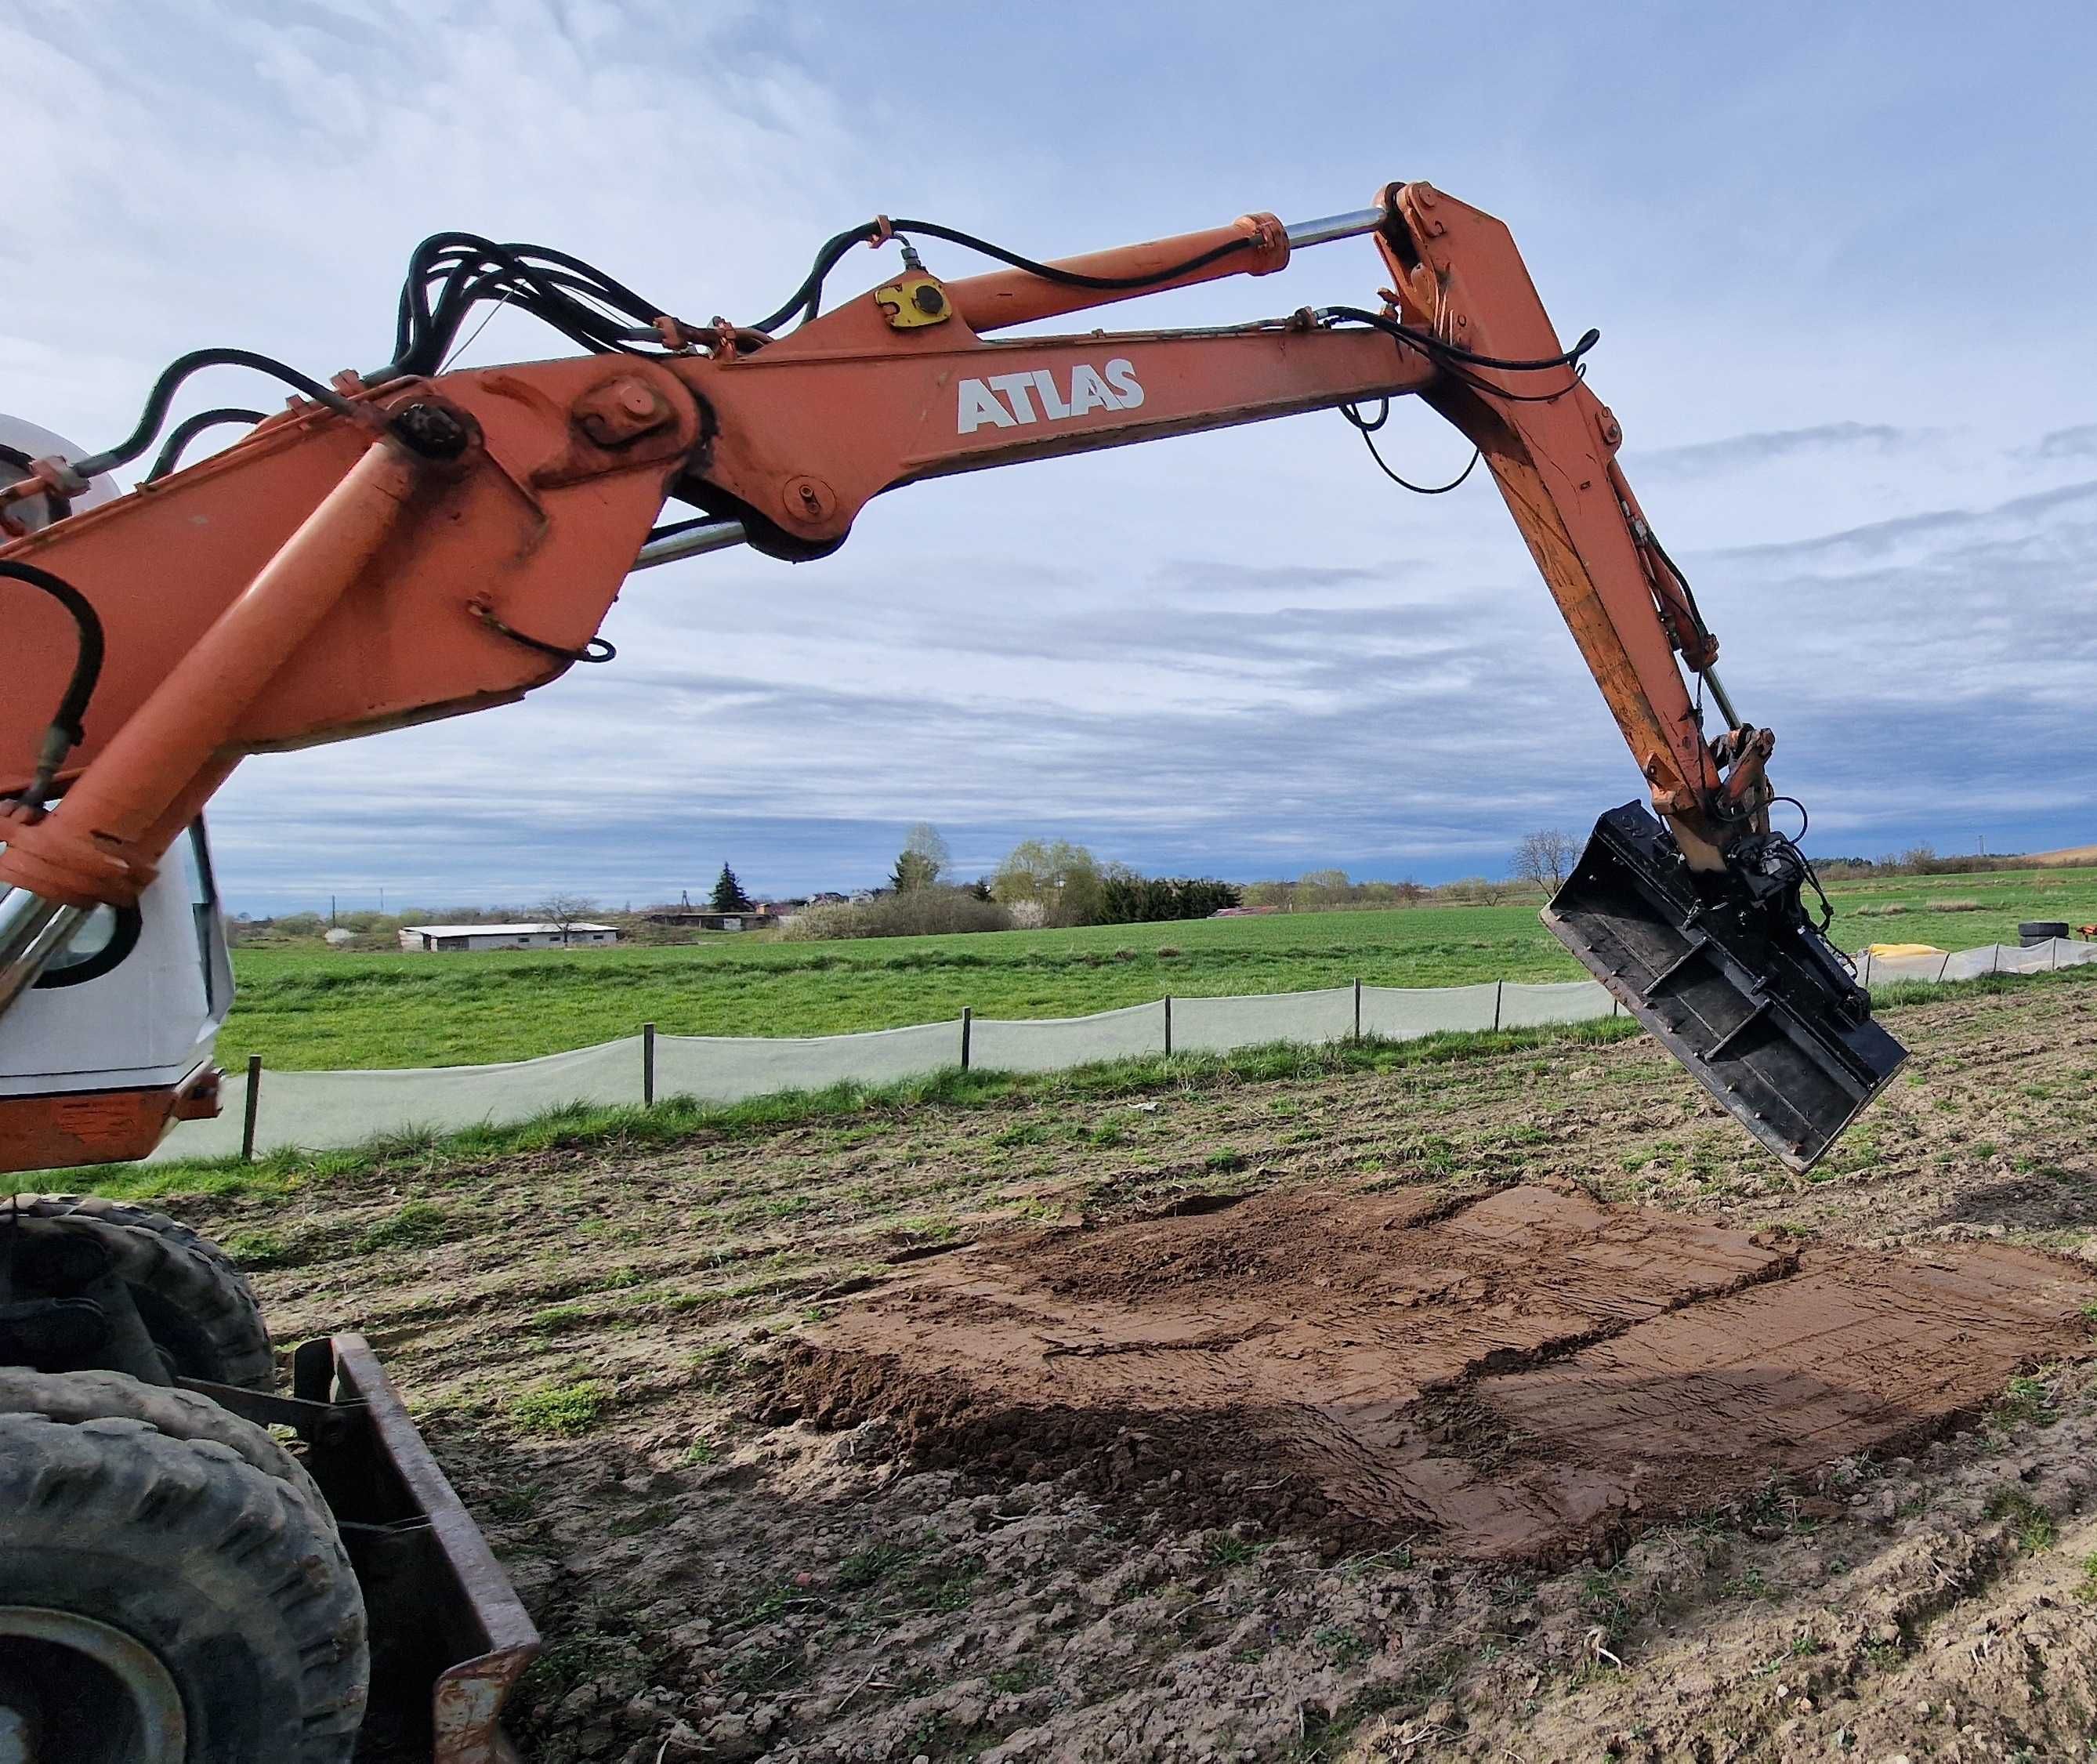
890;219;1258;292
2;560;105;806
143;407;266;483
391;233;675;375
71;350;354;479
754;217;1265;335
752;223;886;334
1319;305;1599;373
1642;526;1713;643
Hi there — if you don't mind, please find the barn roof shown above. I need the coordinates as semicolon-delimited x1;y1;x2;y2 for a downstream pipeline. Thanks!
401;922;617;936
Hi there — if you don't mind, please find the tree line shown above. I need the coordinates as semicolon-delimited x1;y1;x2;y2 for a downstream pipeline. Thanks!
783;827;1240;941
1233;830;1579;913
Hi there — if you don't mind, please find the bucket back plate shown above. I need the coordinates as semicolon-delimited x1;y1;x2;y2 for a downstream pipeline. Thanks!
1545;803;1906;1173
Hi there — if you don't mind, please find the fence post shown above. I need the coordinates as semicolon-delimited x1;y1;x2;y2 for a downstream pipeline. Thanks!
1861;951;1873;986
1353;977;1362;1041
1991;945;2001;976
643;1022;656;1107
1491;980;1503;1034
1163;994;1173;1058
240;1054;263;1161
960;1006;972;1072
1936;953;1950;983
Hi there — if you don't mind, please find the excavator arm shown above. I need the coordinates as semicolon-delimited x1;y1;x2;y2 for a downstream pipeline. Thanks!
0;180;1904;1172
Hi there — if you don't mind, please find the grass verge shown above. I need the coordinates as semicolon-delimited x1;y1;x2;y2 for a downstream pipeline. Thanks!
74;1016;1641;1203
67;959;2097;1207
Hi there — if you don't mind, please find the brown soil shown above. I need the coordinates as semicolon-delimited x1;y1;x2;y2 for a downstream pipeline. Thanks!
158;965;2097;1762
781;1185;2094;1559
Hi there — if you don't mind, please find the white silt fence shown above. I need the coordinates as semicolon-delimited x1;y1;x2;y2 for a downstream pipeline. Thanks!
1857;939;2097;986
1501;979;1617;1027
155;1039;644;1161
145;940;2096;1163
969;1001;1167;1073
1361;982;1501;1038
1170;986;1356;1054
651;1021;960;1103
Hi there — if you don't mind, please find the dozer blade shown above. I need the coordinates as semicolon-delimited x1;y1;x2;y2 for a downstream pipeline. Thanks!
1544;802;1907;1174
186;1335;538;1759
295;1335;539;1764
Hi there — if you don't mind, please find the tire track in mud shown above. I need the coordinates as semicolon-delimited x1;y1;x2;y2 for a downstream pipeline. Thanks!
779;1184;2097;1561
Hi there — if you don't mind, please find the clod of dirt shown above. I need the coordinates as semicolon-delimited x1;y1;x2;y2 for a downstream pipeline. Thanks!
781;1185;2097;1560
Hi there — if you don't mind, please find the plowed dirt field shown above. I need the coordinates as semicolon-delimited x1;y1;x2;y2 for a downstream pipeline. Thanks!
183;968;2097;1762
782;1186;2093;1562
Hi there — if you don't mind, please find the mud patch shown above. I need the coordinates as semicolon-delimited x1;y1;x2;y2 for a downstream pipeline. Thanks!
784;1184;2097;1559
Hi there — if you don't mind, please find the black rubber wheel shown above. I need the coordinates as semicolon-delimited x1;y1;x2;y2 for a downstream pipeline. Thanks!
9;1194;273;1389
0;1369;368;1763
0;1368;327;1516
2020;921;2070;945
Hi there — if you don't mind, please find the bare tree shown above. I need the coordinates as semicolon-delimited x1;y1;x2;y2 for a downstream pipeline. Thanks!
1297;868;1353;910
1511;830;1578;896
534;893;600;946
890;823;952;893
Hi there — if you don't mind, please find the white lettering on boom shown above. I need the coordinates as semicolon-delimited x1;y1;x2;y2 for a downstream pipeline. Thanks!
957;358;1145;434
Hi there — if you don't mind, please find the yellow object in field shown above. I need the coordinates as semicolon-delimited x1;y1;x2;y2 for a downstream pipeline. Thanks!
1865;942;1946;959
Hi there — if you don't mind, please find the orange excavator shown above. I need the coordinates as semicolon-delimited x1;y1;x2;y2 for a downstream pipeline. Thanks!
0;184;1903;1759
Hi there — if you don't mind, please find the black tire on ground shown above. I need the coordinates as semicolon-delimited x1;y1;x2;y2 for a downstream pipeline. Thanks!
0;1371;368;1763
9;1194;273;1389
2020;921;2071;946
0;1367;328;1515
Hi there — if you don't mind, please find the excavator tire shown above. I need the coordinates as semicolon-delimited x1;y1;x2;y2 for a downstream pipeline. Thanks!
0;1367;328;1515
0;1370;368;1763
8;1194;273;1389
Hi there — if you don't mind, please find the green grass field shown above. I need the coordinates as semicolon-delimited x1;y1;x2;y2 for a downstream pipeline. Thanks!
216;863;2097;1070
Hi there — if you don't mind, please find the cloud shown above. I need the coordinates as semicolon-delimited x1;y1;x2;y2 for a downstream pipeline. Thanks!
11;5;2097;913
1632;422;1907;480
0;3;876;436
1708;478;2097;566
1682;473;2097;857
2036;424;2097;462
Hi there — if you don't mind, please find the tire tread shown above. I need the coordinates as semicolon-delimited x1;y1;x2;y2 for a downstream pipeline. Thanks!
0;1378;368;1762
8;1193;273;1389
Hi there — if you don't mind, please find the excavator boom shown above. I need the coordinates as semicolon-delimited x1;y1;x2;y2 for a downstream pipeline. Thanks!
2;181;1903;1171
0;178;1907;1762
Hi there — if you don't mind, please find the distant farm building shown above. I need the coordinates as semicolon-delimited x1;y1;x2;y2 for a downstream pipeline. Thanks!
641;907;779;933
397;922;618;952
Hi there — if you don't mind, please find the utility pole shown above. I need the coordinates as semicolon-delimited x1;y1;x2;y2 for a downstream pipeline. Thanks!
329;893;336;925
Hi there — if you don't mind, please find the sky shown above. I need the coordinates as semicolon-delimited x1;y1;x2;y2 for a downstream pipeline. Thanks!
7;1;2094;912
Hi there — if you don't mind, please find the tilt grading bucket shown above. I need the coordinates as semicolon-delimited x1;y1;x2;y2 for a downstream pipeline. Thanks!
1545;802;1907;1174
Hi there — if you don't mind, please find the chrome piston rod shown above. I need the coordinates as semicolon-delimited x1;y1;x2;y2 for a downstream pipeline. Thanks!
630;519;748;571
0;886;85;1018
1282;205;1389;249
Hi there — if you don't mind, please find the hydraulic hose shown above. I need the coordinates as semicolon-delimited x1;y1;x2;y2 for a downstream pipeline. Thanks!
1;560;105;808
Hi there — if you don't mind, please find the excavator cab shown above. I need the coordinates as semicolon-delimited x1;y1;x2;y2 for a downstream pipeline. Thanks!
1546;802;1907;1173
0;817;232;1171
0;815;541;1759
